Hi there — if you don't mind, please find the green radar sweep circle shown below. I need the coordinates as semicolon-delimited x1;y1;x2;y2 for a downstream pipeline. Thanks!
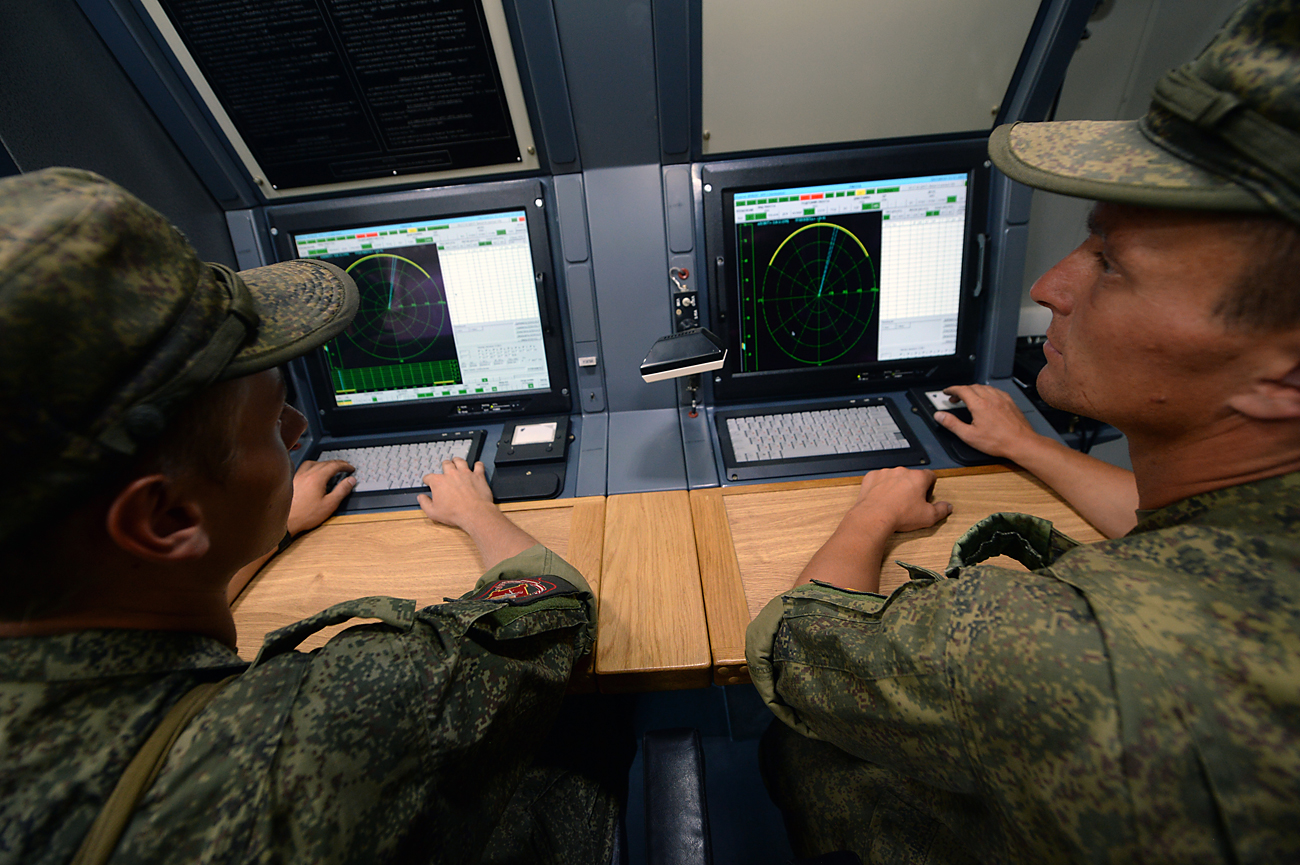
759;222;878;366
342;254;447;363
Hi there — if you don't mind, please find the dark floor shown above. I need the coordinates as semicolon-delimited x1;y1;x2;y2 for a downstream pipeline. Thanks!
622;684;795;865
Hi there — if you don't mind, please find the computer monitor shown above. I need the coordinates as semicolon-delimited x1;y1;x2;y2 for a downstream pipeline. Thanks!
265;179;571;434
701;137;990;404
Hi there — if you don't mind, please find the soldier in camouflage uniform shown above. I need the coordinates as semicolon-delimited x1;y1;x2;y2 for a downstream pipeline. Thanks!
747;2;1300;862
0;168;623;864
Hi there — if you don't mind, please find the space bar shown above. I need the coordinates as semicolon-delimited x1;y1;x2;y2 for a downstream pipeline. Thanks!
728;449;925;481
780;445;839;459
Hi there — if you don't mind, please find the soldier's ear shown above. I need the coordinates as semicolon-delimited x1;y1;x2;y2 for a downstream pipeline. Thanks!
1229;359;1300;420
105;474;211;561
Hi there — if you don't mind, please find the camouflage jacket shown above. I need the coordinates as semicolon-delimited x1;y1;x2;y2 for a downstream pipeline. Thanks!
0;544;595;865
747;471;1300;864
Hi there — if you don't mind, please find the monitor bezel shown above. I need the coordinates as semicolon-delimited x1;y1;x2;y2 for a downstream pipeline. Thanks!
265;178;572;435
701;137;990;405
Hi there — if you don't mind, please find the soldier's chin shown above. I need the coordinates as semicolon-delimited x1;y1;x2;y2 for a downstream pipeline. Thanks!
1034;368;1075;414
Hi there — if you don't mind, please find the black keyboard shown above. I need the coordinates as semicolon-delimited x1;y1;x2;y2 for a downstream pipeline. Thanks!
311;429;487;512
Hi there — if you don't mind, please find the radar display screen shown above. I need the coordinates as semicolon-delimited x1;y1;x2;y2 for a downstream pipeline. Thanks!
730;173;968;375
293;209;550;408
736;213;882;371
332;249;460;387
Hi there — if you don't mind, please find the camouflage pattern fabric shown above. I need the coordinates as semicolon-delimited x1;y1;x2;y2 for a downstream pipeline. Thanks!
759;723;982;865
0;168;357;546
746;472;1300;863
988;0;1300;225
478;691;635;865
989;119;1267;213
0;545;616;865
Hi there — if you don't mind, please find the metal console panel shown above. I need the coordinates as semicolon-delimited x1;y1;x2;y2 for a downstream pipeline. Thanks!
607;408;687;494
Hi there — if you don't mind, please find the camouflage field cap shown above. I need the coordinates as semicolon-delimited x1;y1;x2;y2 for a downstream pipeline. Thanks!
989;0;1300;224
0;168;358;542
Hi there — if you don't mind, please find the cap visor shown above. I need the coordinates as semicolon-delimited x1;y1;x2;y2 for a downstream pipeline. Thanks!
221;259;359;379
989;120;1267;212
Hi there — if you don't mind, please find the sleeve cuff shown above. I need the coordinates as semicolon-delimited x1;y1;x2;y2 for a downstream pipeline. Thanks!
470;544;597;640
474;544;591;592
744;592;820;740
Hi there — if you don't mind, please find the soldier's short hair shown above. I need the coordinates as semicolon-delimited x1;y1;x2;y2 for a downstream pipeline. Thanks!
1223;215;1300;330
1;382;244;621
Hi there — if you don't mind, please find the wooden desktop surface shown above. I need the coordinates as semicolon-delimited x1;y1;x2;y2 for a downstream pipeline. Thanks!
229;491;714;693
230;497;605;663
691;466;1108;686
596;491;712;692
232;469;1105;692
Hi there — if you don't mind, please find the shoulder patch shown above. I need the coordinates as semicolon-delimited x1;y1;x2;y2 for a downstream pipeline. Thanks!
469;574;581;606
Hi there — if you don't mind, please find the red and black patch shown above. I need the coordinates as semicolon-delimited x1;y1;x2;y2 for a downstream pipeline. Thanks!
470;574;581;606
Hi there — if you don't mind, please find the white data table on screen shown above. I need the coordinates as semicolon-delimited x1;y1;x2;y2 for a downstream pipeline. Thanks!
879;216;964;320
441;244;539;325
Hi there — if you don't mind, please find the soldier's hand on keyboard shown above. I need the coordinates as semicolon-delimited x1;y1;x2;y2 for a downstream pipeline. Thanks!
417;457;495;529
852;467;952;533
419;459;539;568
936;384;1039;458
287;459;357;537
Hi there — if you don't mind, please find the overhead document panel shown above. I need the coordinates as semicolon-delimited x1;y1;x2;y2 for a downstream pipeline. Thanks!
141;0;538;198
702;0;1040;153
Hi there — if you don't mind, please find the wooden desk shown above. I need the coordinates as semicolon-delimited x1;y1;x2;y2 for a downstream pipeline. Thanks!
230;497;605;666
232;469;1104;692
595;491;712;692
230;492;713;692
690;467;1108;686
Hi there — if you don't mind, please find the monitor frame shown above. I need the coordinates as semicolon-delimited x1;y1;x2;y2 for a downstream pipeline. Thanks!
265;178;572;435
701;136;991;405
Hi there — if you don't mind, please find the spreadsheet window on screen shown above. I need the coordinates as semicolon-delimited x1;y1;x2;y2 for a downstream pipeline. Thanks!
293;210;551;407
731;173;967;372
